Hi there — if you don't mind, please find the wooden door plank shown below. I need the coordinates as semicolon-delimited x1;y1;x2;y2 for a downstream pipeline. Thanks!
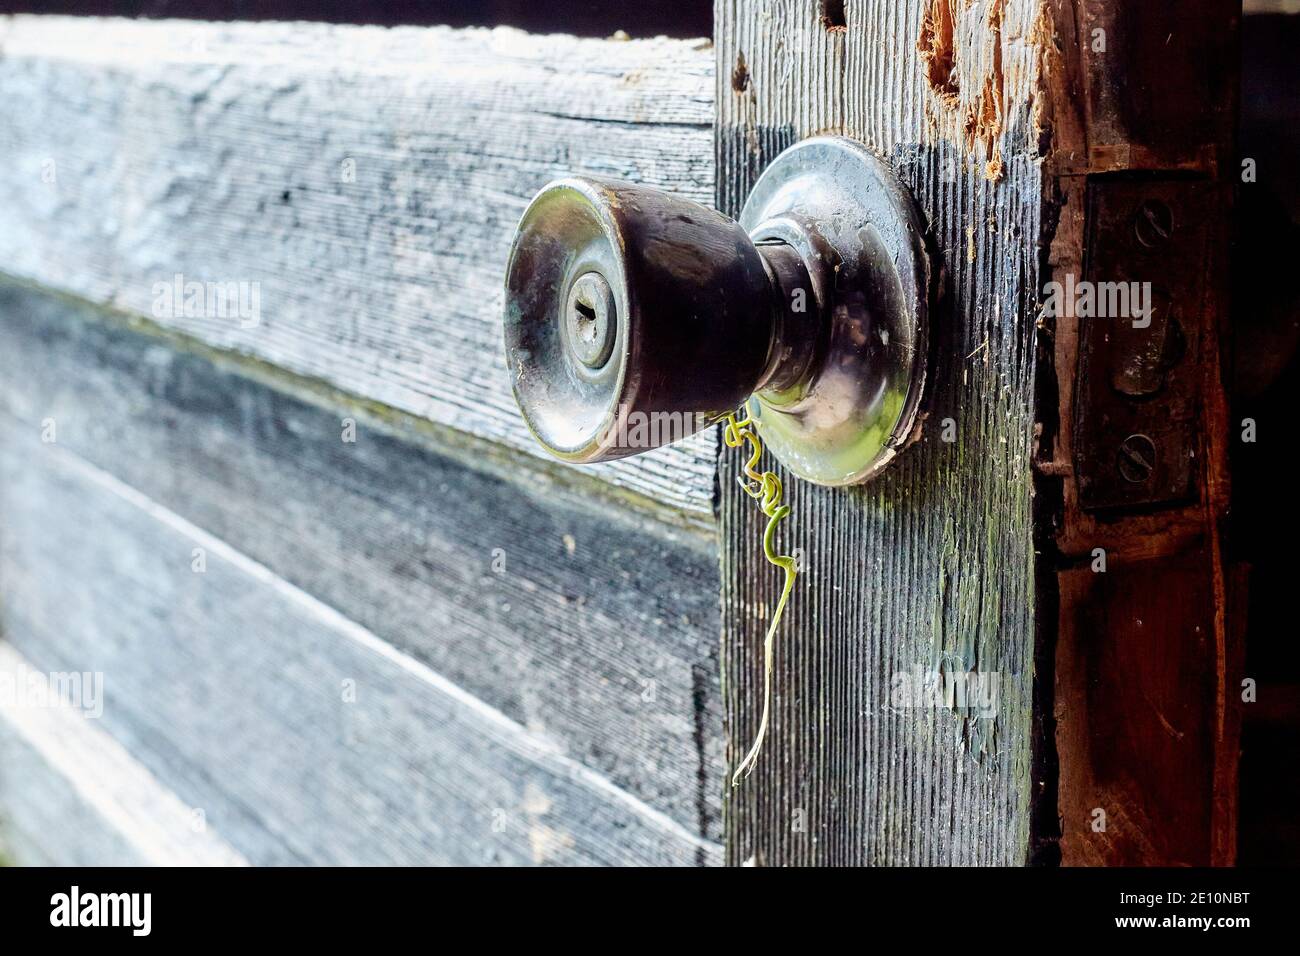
0;412;722;866
0;645;250;867
716;0;1049;865
0;282;727;848
0;16;717;523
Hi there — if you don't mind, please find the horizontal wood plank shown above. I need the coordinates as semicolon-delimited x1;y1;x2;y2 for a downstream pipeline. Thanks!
0;417;721;865
0;282;726;848
0;644;250;866
0;15;717;522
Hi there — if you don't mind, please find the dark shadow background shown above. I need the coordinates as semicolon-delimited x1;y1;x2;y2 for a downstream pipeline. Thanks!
1233;12;1300;866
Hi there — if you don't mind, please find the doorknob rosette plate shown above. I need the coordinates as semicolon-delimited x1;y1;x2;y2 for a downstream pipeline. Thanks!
739;136;932;486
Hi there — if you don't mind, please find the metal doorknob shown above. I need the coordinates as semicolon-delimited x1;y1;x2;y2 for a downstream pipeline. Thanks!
503;136;933;487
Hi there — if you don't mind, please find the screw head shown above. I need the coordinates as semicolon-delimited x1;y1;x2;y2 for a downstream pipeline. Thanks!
1134;200;1173;248
564;271;617;369
1117;433;1157;483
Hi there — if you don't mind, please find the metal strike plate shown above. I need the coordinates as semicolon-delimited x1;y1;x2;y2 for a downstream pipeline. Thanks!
1072;178;1212;511
503;135;932;487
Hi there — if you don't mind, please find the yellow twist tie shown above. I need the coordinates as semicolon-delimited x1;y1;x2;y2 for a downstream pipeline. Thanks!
723;408;798;787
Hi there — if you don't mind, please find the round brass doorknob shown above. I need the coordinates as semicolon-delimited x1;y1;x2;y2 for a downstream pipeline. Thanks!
502;136;933;486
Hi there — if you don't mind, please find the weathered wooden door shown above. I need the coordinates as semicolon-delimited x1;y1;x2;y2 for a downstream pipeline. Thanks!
715;0;1240;867
0;1;1241;866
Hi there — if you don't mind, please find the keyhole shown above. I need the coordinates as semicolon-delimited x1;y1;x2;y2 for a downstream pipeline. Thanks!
564;272;616;369
574;299;598;342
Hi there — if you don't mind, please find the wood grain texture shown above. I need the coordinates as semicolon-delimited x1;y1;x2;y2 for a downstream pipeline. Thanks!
0;412;721;865
1054;560;1228;865
0;282;726;850
1036;1;1241;866
0;15;717;523
716;0;1049;865
0;644;250;867
0;724;151;867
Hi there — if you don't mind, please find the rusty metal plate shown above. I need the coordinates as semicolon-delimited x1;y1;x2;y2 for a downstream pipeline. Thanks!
1072;178;1215;511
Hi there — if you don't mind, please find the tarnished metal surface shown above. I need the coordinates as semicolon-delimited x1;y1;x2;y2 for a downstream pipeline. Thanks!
740;137;932;486
1072;178;1213;511
503;177;772;463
